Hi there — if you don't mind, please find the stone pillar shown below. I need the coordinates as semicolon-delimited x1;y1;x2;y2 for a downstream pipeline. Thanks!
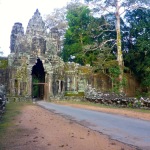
67;77;70;91
44;73;49;101
76;76;78;92
27;67;32;97
18;80;20;96
11;79;15;95
48;73;53;97
73;75;76;91
58;80;61;93
70;76;73;91
28;75;32;97
23;82;27;96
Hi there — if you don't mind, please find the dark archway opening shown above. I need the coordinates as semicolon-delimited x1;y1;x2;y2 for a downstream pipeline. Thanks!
31;58;45;100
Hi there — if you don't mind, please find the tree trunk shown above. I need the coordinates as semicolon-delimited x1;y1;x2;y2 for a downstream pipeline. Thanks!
116;0;123;93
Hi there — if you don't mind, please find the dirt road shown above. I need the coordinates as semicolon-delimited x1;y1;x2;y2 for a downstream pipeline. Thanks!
0;104;136;150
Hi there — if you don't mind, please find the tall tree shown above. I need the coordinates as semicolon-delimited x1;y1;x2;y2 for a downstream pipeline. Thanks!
124;8;150;93
62;3;94;65
85;0;150;92
63;2;116;66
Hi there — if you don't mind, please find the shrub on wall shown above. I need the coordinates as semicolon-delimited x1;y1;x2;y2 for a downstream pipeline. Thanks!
0;59;8;69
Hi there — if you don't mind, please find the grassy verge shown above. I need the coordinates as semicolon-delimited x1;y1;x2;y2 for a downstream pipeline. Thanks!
0;101;32;137
53;100;150;114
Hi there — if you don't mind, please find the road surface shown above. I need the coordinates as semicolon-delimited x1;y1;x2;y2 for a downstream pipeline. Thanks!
37;101;150;150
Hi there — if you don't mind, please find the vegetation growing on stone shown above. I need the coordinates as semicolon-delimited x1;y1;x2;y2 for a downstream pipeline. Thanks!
1;1;150;99
62;1;150;95
0;59;8;69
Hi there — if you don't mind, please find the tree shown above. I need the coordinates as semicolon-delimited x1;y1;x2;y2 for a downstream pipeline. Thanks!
85;0;150;92
62;2;117;66
44;7;68;48
62;3;94;65
124;8;150;94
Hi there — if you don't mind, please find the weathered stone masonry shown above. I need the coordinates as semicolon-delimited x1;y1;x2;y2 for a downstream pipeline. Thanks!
5;9;139;100
7;9;94;100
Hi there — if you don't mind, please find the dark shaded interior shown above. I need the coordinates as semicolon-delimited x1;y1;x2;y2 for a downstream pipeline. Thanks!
31;58;45;99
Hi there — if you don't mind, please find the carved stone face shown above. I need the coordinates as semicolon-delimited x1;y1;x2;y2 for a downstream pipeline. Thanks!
26;9;46;37
10;23;24;53
31;37;46;55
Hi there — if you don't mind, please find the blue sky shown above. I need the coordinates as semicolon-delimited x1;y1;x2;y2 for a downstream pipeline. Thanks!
0;0;71;56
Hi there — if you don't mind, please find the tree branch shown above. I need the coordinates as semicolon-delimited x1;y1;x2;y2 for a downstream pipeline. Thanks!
83;39;115;53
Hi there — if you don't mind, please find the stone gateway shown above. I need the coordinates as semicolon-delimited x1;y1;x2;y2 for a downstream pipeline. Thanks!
5;9;139;101
8;9;93;100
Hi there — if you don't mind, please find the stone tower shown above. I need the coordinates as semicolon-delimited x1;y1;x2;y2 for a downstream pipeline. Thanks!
26;9;46;36
8;9;93;101
8;9;64;100
10;22;24;53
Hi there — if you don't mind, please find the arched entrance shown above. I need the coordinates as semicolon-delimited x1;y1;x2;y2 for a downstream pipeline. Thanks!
31;58;45;100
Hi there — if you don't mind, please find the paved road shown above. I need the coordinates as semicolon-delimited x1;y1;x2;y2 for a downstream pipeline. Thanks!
37;101;150;150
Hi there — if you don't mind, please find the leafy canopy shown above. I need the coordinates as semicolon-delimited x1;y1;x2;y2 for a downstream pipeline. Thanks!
124;8;150;88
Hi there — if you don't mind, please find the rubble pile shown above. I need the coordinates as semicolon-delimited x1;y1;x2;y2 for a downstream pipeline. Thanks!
84;85;150;109
0;84;7;119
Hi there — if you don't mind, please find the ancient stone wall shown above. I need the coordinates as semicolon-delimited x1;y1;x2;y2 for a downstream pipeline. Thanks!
7;9;141;100
124;73;140;97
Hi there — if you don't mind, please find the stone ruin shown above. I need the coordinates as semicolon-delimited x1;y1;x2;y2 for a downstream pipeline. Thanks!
0;9;139;102
85;85;150;108
0;84;7;116
7;9;94;101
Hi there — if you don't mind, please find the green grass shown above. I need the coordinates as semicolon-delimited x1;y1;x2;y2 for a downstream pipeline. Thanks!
55;100;150;114
0;101;32;136
64;92;84;96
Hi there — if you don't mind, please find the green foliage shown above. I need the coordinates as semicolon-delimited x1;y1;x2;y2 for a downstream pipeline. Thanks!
62;4;96;65
15;64;28;81
62;3;118;66
107;66;127;93
32;78;39;97
62;1;150;95
85;0;150;93
109;66;120;78
128;102;133;108
124;8;150;90
65;92;84;96
0;59;8;69
136;90;150;98
108;66;120;93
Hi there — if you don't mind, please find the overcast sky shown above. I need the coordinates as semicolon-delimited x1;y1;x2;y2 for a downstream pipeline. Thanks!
0;0;71;56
